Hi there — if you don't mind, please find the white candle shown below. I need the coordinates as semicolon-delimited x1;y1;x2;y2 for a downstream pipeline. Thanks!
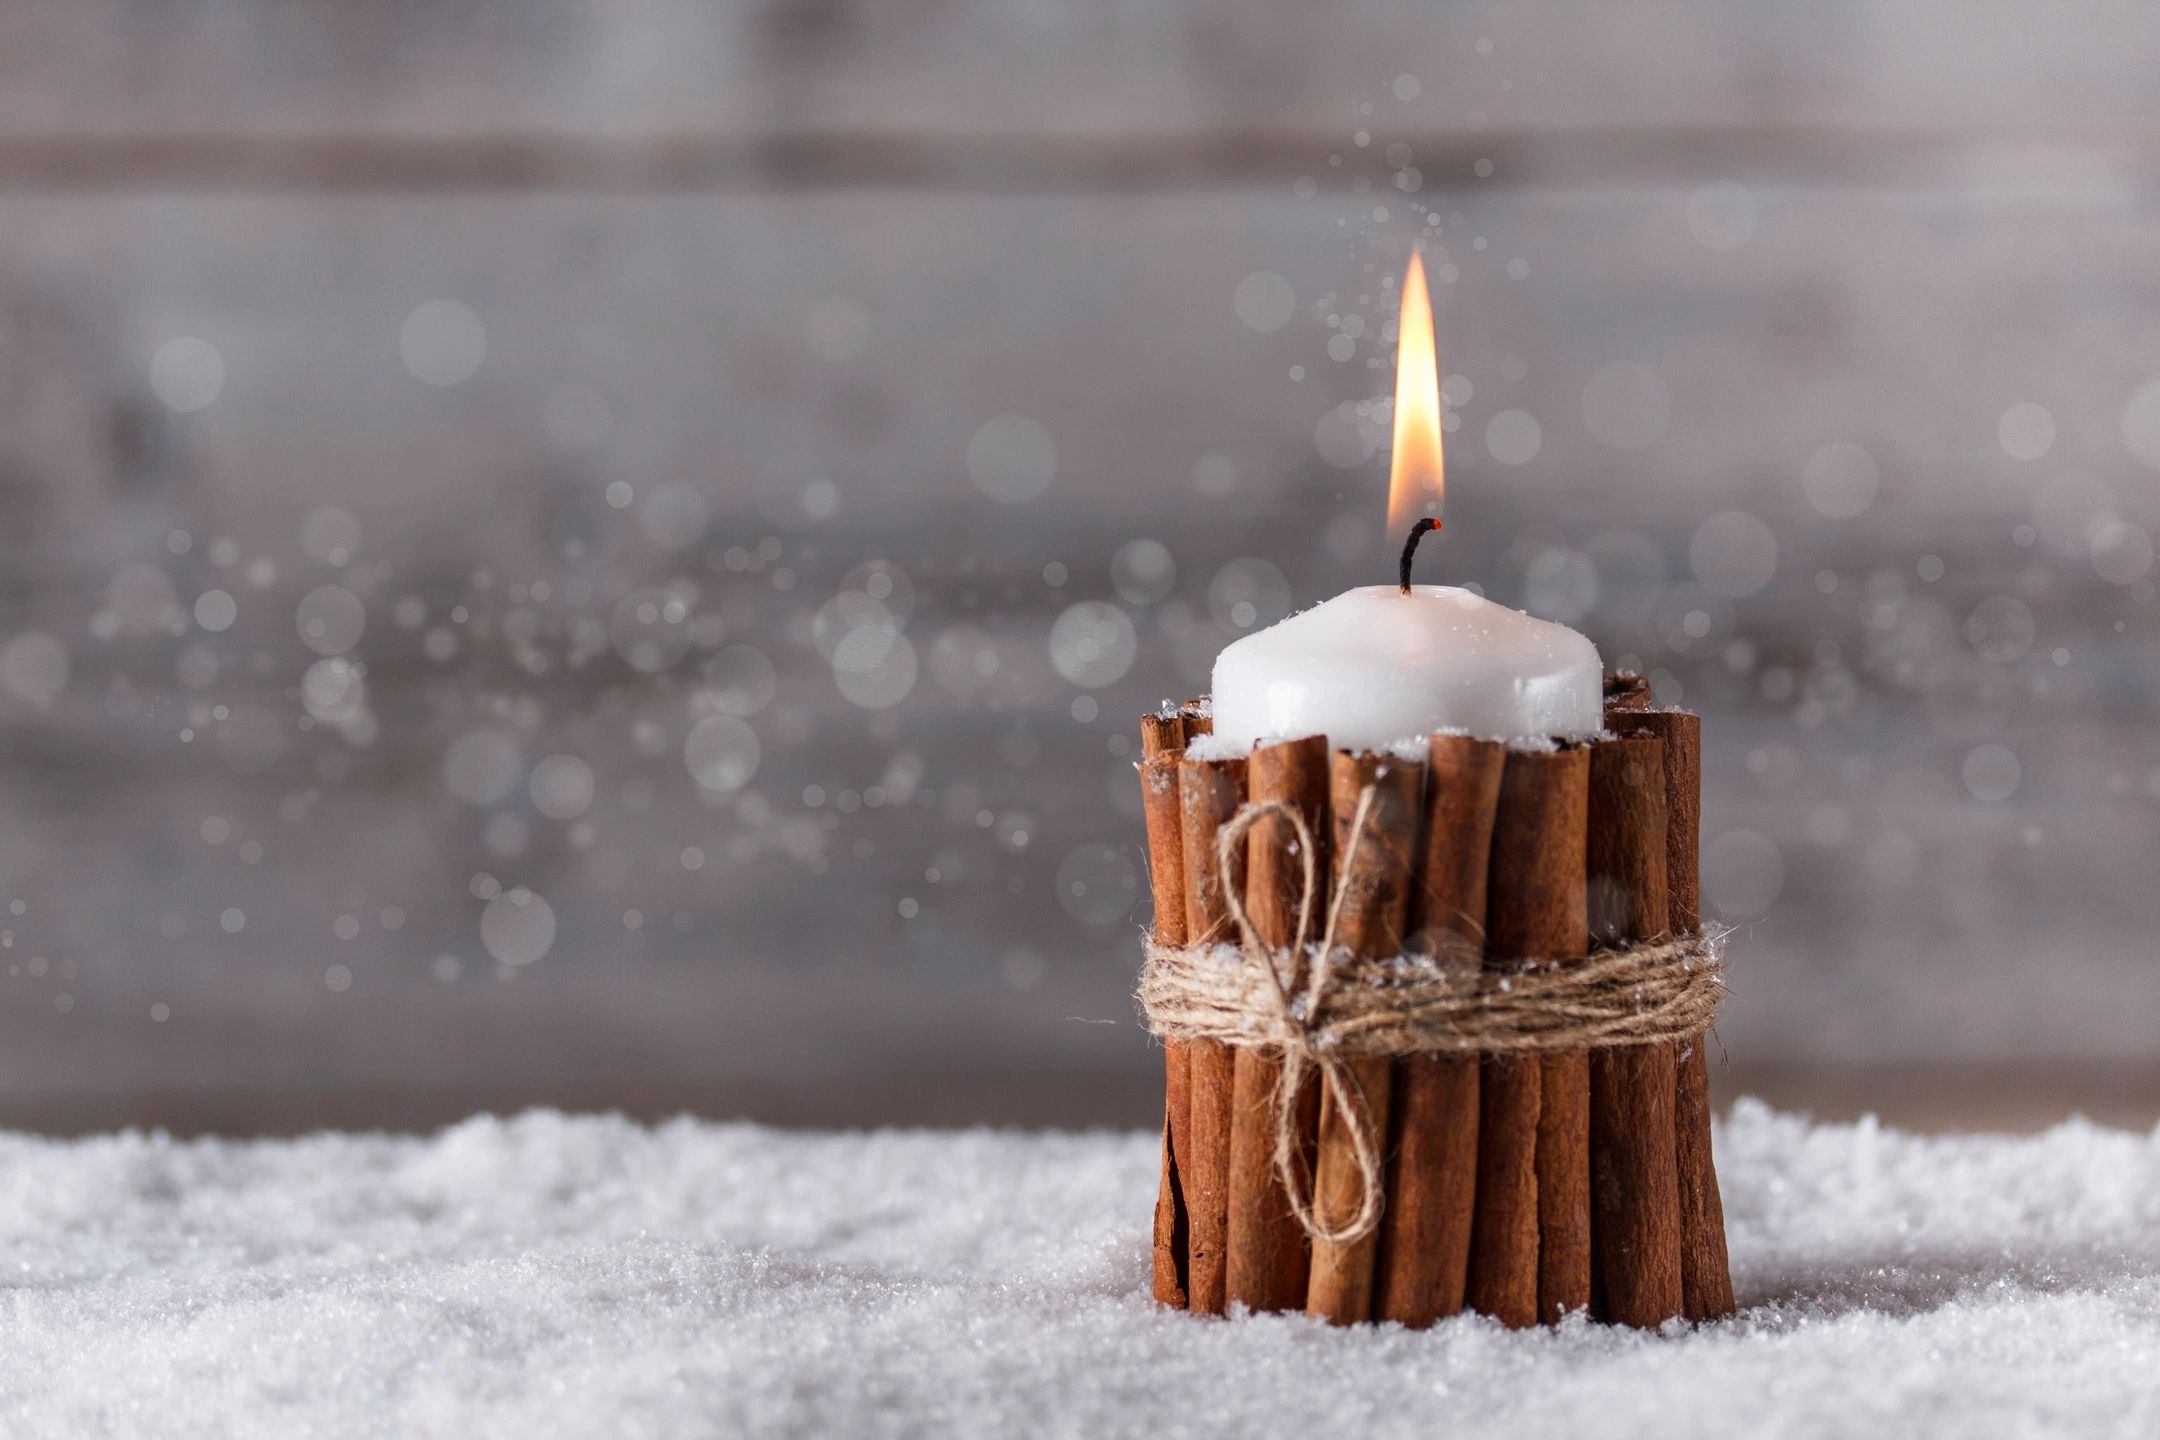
1204;251;1605;753
1209;584;1603;752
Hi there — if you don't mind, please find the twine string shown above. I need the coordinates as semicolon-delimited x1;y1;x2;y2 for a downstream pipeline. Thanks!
1210;792;1387;1248
1150;792;1726;1249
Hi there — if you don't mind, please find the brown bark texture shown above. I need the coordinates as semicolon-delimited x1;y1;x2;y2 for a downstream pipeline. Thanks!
1140;712;1190;1308
1226;736;1329;1313
1304;749;1422;1323
1468;745;1588;1327
1607;708;1734;1321
1586;734;1686;1327
1176;750;1246;1314
1372;735;1503;1327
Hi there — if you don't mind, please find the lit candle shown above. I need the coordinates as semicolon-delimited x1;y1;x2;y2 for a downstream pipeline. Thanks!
1209;253;1603;752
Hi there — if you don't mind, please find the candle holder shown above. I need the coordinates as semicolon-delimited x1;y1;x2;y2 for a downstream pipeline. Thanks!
1135;675;1734;1328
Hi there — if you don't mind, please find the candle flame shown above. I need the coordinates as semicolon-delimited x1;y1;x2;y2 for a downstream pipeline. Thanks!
1387;252;1443;536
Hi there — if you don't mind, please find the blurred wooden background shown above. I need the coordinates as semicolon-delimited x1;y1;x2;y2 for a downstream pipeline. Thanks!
0;2;2156;1133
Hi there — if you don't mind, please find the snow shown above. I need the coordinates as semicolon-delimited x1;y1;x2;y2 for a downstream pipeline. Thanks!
1182;731;1251;761
4;1101;2160;1438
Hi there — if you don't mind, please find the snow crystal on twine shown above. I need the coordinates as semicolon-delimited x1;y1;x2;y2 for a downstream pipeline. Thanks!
1137;793;1727;1249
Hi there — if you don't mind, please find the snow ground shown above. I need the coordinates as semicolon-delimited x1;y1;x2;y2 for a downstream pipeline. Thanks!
2;1101;2158;1438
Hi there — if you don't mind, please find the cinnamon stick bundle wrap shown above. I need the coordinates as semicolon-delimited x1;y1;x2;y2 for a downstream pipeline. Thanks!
1607;708;1734;1321
1139;712;1191;1309
1138;694;1731;1329
1373;735;1503;1327
1177;746;1246;1315
1468;745;1589;1327
1304;749;1423;1324
1586;734;1686;1326
1226;735;1329;1313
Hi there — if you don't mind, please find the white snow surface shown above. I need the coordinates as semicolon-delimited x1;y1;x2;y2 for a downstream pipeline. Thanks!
4;1100;2160;1438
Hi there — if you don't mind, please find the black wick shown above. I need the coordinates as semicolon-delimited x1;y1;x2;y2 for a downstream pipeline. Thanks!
1397;517;1443;594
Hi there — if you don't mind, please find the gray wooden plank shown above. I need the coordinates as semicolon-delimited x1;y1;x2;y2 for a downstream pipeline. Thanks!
1;1;2159;154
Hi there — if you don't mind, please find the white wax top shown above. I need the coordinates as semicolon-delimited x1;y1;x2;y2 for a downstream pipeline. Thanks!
1209;585;1604;751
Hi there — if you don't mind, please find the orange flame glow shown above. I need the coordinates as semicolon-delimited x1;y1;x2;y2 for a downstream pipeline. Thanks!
1387;252;1443;536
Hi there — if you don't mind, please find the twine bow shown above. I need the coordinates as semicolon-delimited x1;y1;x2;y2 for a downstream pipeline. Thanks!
1212;792;1388;1247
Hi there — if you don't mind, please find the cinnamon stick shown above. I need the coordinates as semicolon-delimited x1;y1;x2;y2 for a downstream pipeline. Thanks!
1586;734;1685;1327
1140;711;1181;759
1177;747;1246;1315
1140;711;1190;1309
1531;749;1595;1326
1304;748;1422;1323
1608;708;1733;1320
1227;735;1329;1313
1603;673;1652;713
1468;745;1589;1327
1373;735;1503;1327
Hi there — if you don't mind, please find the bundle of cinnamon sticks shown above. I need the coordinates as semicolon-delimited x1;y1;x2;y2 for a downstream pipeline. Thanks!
1139;678;1733;1327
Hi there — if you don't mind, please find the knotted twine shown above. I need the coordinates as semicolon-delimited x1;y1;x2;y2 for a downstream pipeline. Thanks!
1138;793;1726;1247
